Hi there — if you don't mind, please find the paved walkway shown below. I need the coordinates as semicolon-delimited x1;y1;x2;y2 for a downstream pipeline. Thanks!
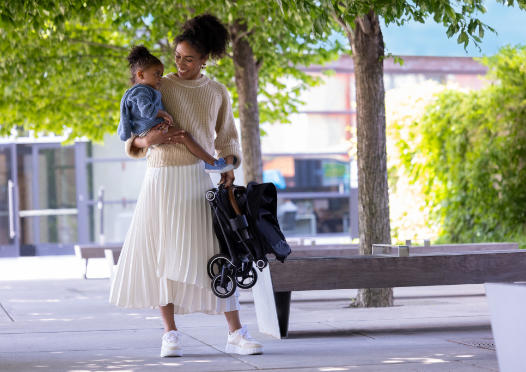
0;257;498;371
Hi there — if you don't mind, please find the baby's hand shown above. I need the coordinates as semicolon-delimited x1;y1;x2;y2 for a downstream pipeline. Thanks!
157;109;173;126
162;116;173;126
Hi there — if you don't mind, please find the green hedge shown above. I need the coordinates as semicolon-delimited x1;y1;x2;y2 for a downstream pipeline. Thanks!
399;45;526;246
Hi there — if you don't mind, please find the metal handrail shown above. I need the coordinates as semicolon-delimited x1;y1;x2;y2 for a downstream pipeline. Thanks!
18;209;78;217
8;180;15;239
98;186;105;244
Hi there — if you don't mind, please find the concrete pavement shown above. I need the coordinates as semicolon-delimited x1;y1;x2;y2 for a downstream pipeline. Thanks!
0;257;498;371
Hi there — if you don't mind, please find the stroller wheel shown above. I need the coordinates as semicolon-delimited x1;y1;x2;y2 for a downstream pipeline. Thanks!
237;260;253;277
236;267;258;289
205;190;216;201
207;254;233;280
211;273;237;298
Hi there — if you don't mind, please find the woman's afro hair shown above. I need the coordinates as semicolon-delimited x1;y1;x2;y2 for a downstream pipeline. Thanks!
173;13;229;60
127;45;163;84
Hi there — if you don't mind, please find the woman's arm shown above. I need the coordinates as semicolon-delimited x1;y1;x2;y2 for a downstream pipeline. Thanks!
219;155;236;188
214;86;243;169
126;124;186;158
168;129;217;165
125;135;148;159
130;136;149;151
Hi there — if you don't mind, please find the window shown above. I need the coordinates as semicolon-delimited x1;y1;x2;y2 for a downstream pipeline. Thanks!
263;154;356;237
263;154;351;193
277;198;350;236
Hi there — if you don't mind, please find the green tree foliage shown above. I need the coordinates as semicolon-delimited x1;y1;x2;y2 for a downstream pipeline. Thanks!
0;17;132;140
0;1;343;141
286;0;525;51
398;45;526;244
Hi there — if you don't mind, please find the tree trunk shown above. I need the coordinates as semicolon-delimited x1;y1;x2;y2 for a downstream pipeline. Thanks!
348;10;393;308
229;20;263;184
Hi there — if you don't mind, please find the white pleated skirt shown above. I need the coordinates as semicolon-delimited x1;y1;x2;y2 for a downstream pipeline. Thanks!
109;162;240;315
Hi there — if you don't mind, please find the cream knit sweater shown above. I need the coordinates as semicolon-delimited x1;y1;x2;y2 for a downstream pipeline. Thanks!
125;73;242;169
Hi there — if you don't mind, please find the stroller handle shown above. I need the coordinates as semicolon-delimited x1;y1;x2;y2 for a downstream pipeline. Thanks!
228;187;243;216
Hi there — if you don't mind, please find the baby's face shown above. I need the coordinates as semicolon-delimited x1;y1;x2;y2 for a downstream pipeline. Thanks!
137;64;164;90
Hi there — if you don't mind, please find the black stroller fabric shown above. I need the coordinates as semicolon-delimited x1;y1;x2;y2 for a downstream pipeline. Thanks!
205;182;291;299
245;182;291;263
211;186;265;264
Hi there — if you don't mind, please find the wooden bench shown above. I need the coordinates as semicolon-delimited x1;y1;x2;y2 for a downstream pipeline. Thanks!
252;247;526;339
86;242;517;277
288;242;518;258
74;243;123;279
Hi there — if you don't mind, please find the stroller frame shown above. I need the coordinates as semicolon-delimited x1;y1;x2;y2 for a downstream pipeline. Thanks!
205;185;268;298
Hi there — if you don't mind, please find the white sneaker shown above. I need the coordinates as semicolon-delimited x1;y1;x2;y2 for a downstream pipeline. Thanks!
225;325;264;355
160;330;183;357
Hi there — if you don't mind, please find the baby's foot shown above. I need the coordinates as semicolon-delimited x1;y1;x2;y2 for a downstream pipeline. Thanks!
205;158;234;173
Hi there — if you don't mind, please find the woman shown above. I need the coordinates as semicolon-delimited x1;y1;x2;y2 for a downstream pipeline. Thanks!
109;14;264;357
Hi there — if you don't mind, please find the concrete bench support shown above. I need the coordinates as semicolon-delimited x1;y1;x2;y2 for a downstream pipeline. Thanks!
253;249;526;339
104;248;121;284
74;244;122;279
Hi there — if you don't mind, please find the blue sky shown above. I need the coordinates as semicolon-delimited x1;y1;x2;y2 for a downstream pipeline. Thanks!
381;1;526;57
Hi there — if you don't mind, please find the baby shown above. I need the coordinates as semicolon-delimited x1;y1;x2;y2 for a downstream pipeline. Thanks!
117;45;234;173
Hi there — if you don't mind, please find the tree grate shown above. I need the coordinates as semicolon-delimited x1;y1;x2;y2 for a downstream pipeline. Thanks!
448;338;496;351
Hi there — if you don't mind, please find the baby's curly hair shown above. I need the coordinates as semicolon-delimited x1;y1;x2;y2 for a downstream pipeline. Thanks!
127;45;163;84
173;13;229;60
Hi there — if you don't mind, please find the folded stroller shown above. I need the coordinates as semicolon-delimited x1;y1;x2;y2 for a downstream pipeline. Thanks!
205;182;291;298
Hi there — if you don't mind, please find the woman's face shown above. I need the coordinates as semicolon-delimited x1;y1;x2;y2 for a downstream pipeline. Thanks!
174;41;209;80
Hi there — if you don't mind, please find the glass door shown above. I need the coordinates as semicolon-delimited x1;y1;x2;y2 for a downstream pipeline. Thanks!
0;144;19;257
0;142;86;257
17;143;79;255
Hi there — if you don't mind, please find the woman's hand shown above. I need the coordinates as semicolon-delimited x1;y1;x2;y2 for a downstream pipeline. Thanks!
219;155;235;188
131;123;185;149
160;126;189;145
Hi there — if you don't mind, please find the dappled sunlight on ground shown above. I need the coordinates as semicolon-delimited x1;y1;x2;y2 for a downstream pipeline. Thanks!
0;257;498;372
382;357;448;364
0;256;110;281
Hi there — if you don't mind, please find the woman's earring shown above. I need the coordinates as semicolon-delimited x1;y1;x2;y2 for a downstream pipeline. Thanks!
201;63;206;70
